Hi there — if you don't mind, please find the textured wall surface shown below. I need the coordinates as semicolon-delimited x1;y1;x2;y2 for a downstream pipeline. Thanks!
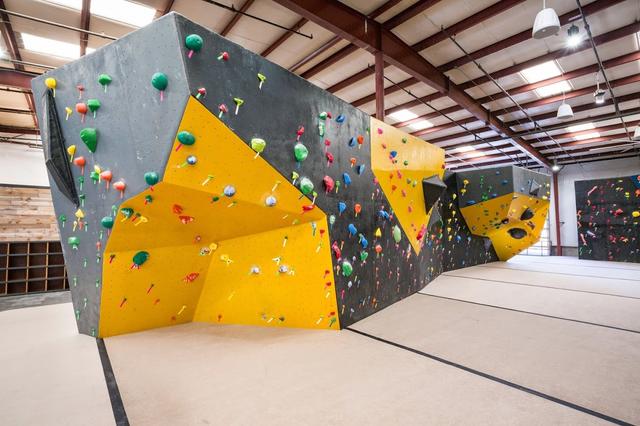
32;13;533;337
575;175;640;263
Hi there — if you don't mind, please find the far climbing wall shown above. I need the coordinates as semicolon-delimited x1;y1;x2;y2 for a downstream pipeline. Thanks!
575;175;640;263
32;12;547;338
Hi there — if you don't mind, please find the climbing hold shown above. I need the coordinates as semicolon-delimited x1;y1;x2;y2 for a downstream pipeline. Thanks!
73;156;86;175
338;201;346;214
348;224;357;236
143;172;159;190
354;203;361;217
151;72;168;101
257;73;266;89
342;173;351;186
265;195;277;207
233;97;244;115
76;84;84;99
67;145;76;162
101;216;114;229
45;77;57;96
186;155;197;166
349;136;356;147
520;208;534;220
68;236;80;250
392;225;402;244
176;130;195;151
374;228;382;238
100;170;112;189
113;180;126;198
223;185;236;197
335;114;345;123
87;99;100;118
360;251;368;261
217;51;229;61
65;107;72;120
185;34;203;58
299;177;314;195
196;87;206;99
329;215;336;226
633;211;640;218
76;102;88;123
357;135;364;147
294;143;308;162
323;175;334;192
375;244;383;254
356;164;365;175
250;266;261;275
98;74;112;92
251;138;266;157
218;104;228;118
80;128;98;152
508;228;527;239
341;261;353;277
296;126;305;140
131;251;149;269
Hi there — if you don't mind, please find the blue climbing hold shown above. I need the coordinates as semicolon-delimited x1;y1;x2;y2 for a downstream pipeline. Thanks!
378;209;390;220
465;200;476;206
348;223;357;236
349;136;356;147
342;173;351;186
356;164;365;175
336;114;345;123
338;201;347;214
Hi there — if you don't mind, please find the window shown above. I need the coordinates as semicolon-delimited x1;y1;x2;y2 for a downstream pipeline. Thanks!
46;0;156;27
21;33;95;59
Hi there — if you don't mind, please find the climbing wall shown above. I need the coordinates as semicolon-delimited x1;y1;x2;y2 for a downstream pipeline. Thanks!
32;13;546;337
454;166;551;261
575;175;640;263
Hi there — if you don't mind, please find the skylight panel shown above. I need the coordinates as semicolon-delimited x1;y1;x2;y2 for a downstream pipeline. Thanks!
388;109;417;122
520;61;563;83
567;123;600;141
46;0;156;27
21;33;94;59
408;120;434;131
535;80;571;97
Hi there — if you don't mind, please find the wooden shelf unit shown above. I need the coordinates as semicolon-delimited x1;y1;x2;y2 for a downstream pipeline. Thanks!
0;241;68;295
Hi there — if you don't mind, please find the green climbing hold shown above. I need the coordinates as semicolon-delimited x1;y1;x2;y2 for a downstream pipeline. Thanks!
151;72;168;91
177;131;195;146
360;251;369;262
87;99;100;118
185;34;203;56
132;251;149;267
299;177;314;195
294;143;308;162
319;111;327;120
402;137;408;144
98;74;112;91
392;225;402;244
341;260;353;277
251;138;266;154
101;216;114;229
120;207;134;219
80;128;98;152
68;236;80;249
144;171;159;186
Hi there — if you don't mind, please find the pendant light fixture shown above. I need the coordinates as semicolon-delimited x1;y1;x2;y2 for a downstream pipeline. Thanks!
593;73;606;104
533;0;560;39
556;91;574;120
633;126;640;141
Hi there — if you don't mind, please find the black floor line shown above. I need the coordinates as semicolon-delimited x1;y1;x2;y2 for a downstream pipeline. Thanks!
346;328;633;426
442;273;640;300
96;338;129;426
478;264;640;283
508;258;640;272
417;293;640;335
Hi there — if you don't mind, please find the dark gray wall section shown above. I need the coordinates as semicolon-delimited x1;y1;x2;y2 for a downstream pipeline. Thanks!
32;14;190;335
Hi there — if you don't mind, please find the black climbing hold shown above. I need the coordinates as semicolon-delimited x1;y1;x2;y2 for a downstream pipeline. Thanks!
508;228;527;239
520;208;534;220
422;175;447;213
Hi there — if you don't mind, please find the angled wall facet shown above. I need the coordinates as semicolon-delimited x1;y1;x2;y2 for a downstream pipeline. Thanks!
32;13;546;337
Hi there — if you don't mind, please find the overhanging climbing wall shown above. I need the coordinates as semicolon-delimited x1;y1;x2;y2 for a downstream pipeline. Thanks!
33;13;548;337
575;175;640;263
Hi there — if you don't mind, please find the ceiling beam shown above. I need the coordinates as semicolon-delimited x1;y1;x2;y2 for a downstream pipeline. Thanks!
326;0;524;93
0;69;36;89
0;0;37;126
384;21;639;117
220;0;255;37
301;0;441;79
261;18;308;57
272;0;550;167
161;0;175;15
79;0;91;57
0;124;39;135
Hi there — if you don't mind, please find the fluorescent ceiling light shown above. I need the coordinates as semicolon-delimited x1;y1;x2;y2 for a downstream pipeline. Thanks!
567;123;600;141
567;122;595;133
388;109;417;122
535;80;571;97
409;120;433;131
21;33;94;59
454;145;475;153
46;0;156;27
520;61;563;83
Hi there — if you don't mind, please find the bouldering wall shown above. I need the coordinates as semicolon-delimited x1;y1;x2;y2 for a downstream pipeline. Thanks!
575;175;640;263
32;13;548;338
454;166;551;261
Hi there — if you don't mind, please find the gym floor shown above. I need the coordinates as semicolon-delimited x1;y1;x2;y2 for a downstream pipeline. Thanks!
2;255;639;425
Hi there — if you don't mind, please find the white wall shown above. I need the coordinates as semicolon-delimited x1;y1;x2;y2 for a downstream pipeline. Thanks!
549;157;640;248
0;144;49;187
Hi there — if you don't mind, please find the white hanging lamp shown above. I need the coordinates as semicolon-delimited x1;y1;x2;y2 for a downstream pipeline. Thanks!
533;0;560;39
556;91;574;120
633;126;640;141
